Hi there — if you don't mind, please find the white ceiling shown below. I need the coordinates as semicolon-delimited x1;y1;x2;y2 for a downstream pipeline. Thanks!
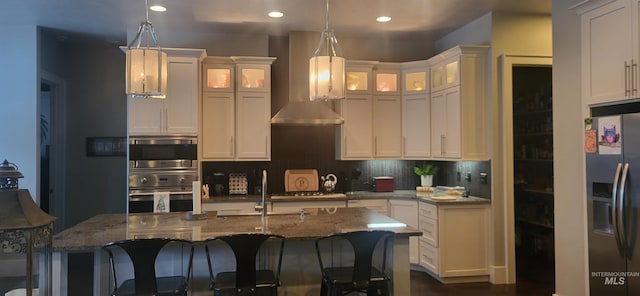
1;0;551;45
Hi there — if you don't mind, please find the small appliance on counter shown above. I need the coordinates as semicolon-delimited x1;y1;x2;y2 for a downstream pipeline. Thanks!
373;176;394;192
204;172;229;196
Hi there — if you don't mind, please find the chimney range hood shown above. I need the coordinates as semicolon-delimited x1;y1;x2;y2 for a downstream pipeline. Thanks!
271;32;344;125
271;100;343;125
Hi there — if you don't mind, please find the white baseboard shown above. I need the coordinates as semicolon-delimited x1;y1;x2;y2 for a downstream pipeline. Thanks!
490;265;513;284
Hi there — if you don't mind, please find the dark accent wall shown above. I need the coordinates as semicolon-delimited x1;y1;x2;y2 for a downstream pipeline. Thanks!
202;124;491;198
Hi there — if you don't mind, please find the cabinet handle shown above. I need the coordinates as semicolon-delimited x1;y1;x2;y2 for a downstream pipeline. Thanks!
374;136;378;155
403;136;406;155
265;136;268;154
633;60;638;96
440;134;445;155
230;136;234;156
626;61;631;96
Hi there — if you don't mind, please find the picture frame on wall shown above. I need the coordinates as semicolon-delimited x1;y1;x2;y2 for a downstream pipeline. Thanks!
86;137;127;157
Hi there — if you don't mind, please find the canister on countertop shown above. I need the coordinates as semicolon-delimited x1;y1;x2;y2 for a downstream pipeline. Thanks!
373;176;394;192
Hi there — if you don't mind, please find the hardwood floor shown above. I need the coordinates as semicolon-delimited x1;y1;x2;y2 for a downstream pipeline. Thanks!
410;270;555;296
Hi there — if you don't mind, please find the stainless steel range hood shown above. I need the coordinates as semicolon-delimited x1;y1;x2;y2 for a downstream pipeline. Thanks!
271;32;344;125
271;101;343;125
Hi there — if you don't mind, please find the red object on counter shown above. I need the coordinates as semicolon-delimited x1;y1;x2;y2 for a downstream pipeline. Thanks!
373;177;394;192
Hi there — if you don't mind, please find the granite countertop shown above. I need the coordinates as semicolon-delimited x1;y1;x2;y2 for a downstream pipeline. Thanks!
202;190;490;205
52;207;422;252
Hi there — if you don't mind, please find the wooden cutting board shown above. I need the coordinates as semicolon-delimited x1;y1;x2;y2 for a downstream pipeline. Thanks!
284;169;319;192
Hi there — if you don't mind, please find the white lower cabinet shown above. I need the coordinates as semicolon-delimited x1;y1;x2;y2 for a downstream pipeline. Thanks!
202;201;262;216
271;200;347;213
347;199;388;215
418;201;490;282
388;199;419;264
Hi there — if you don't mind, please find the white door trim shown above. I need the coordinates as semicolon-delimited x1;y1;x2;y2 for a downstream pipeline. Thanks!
498;54;552;284
40;70;67;232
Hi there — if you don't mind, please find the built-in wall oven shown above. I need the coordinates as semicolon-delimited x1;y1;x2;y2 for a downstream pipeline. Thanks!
128;136;198;213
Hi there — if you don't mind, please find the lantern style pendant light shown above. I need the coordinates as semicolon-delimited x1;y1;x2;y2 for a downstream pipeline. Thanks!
309;0;345;101
126;0;167;99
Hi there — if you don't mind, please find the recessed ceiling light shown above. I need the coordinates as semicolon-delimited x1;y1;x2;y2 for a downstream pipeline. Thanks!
376;16;392;23
269;11;284;18
149;5;167;12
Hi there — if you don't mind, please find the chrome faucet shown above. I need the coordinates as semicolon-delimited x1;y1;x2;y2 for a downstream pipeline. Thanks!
255;170;267;219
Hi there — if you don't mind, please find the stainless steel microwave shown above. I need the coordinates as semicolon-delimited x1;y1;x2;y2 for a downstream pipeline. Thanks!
129;136;197;170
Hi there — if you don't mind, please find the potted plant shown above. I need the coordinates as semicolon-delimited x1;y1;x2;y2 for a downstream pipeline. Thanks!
414;163;439;187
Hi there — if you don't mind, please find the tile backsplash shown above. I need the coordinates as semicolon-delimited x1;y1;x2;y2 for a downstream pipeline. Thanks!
201;159;491;199
202;125;490;199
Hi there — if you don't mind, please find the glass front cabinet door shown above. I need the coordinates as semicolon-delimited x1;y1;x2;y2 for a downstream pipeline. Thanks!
374;63;401;95
232;56;276;92
202;57;235;92
402;60;429;94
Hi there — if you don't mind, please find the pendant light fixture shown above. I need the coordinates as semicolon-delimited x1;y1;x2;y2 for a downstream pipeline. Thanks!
309;0;345;101
126;0;167;99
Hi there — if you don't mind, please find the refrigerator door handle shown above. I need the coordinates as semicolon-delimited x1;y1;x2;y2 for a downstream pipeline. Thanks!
612;162;625;257
619;163;630;258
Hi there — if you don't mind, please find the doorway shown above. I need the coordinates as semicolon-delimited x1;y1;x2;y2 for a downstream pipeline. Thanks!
40;71;66;233
499;55;553;286
511;66;554;285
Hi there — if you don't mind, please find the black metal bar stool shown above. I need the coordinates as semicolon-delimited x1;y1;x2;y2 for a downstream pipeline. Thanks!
102;238;194;296
315;230;394;296
204;233;286;296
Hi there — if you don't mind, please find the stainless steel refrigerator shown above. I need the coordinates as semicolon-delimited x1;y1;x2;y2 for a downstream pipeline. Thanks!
587;111;640;295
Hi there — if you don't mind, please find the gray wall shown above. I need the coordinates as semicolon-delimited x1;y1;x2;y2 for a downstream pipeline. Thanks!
553;0;588;295
41;30;438;229
0;25;39;196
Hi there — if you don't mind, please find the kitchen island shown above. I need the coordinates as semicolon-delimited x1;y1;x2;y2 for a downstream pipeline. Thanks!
52;207;421;296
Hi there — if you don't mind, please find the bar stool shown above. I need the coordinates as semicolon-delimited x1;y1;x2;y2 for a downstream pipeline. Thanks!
204;233;286;296
315;230;394;296
102;238;194;296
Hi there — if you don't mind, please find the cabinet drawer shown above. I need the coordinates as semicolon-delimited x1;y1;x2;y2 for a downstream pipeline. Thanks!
419;202;437;220
419;217;438;247
420;239;439;274
272;200;346;213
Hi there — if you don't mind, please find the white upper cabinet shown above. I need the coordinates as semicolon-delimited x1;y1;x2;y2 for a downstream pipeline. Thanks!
129;50;205;136
428;45;489;160
200;56;275;161
573;0;639;106
430;87;461;158
336;94;374;159
202;92;235;159
235;92;271;159
336;61;376;160
373;63;402;158
402;60;431;159
373;95;402;158
337;61;403;159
